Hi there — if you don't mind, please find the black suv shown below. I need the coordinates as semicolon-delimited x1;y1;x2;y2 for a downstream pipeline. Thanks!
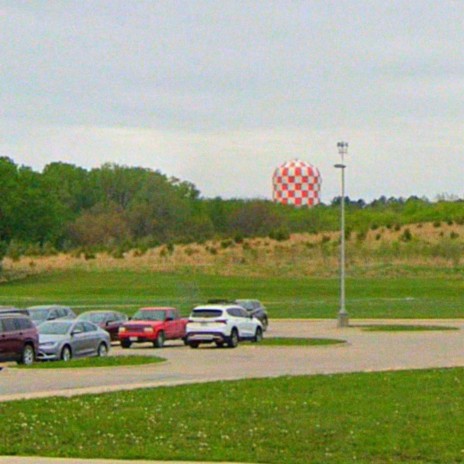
0;314;38;365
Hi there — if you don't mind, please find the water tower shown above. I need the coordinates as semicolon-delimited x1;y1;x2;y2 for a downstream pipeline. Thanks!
272;159;322;207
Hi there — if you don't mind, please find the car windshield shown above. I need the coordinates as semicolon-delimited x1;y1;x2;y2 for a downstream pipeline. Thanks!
236;300;253;310
28;309;50;322
192;309;223;318
132;310;166;321
79;313;107;323
38;321;72;335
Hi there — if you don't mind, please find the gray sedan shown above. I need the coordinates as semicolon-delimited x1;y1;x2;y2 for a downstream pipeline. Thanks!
37;320;111;361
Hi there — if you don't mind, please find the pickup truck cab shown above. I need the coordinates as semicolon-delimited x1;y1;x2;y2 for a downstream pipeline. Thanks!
118;307;187;348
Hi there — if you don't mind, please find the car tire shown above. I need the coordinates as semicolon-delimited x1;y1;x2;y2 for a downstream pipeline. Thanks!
17;344;35;366
253;327;263;343
61;345;72;362
121;340;131;349
97;343;108;357
154;331;165;348
227;329;239;348
189;342;199;349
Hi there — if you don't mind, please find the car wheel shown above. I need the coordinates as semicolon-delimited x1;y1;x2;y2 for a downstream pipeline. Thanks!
154;331;165;348
18;344;35;366
61;345;72;362
97;343;108;357
253;327;263;343
189;342;199;349
121;340;131;349
227;329;239;348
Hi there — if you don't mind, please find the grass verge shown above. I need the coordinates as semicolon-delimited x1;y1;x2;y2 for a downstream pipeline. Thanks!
15;355;165;369
1;369;464;463
354;324;459;332
259;337;345;346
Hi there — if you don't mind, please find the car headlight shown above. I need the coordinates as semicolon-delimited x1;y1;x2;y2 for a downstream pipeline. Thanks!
144;327;154;333
119;327;126;333
40;341;57;347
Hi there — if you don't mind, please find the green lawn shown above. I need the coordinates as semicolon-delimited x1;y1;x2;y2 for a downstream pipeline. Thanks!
15;355;165;369
0;269;464;318
355;324;459;332
1;368;464;463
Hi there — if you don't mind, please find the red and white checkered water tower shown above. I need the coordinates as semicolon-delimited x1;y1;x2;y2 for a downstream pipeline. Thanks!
272;159;322;207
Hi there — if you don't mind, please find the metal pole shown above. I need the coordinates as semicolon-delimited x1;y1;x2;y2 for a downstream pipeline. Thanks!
336;142;349;327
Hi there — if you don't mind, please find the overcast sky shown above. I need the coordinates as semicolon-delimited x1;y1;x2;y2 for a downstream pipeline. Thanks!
1;1;463;202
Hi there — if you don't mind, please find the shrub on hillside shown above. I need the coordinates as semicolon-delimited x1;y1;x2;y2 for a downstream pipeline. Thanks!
233;233;244;244
400;228;413;242
269;228;290;241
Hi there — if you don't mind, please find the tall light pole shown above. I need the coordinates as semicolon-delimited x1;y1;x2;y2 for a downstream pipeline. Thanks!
335;141;349;327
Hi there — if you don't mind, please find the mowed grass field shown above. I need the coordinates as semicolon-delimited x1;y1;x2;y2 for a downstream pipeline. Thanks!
2;368;464;463
0;269;464;318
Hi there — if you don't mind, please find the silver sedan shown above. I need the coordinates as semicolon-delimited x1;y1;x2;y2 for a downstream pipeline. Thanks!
37;320;111;361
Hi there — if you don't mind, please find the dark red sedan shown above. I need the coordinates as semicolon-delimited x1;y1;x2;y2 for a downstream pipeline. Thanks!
77;311;128;342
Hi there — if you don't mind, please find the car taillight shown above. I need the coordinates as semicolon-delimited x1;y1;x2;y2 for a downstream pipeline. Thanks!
215;319;227;324
188;319;194;323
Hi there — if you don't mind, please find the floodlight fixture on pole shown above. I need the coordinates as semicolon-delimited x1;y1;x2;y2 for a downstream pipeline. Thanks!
335;141;349;328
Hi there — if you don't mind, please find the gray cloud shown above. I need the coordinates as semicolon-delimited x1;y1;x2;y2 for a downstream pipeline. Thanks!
1;0;463;201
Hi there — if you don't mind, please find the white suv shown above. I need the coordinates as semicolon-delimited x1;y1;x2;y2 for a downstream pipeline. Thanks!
186;304;263;349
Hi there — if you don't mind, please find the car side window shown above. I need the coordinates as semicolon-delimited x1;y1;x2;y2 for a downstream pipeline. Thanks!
17;318;33;330
0;320;3;333
3;318;17;332
73;322;86;333
237;308;249;318
82;322;96;332
49;310;58;320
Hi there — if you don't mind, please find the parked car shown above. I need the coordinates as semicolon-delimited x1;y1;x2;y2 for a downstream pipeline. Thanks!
27;305;76;326
77;310;128;341
186;304;263;349
234;299;269;331
0;306;30;316
37;320;110;361
118;307;187;348
0;313;38;365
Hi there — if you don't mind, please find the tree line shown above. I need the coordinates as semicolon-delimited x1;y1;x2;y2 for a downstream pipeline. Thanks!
0;156;464;263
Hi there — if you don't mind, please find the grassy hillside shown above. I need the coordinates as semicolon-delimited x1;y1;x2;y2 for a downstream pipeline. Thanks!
4;220;464;279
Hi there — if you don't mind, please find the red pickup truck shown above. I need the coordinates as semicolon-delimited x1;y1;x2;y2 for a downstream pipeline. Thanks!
118;307;187;348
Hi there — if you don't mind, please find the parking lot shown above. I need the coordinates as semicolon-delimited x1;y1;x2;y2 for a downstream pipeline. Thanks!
2;319;464;402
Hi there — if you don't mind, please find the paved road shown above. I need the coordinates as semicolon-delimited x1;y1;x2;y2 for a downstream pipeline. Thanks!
1;319;464;402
